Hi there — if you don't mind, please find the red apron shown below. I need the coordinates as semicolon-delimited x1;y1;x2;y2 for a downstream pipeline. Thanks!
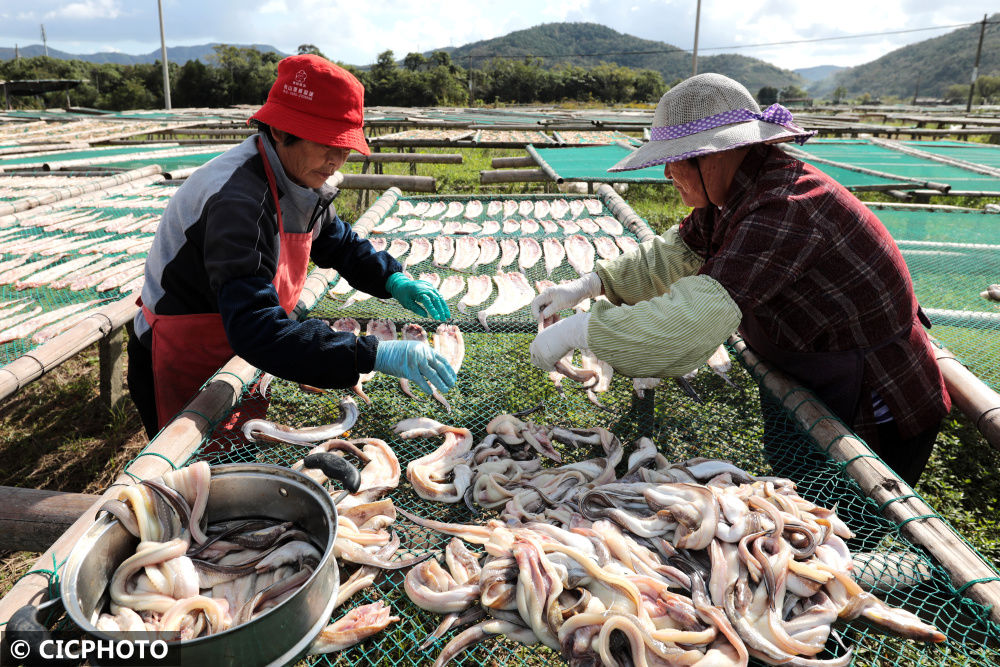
142;136;313;428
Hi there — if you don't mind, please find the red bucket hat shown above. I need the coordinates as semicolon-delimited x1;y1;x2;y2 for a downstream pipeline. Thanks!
251;54;370;155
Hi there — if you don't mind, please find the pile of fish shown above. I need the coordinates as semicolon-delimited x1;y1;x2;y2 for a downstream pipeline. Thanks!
95;438;422;654
392;414;945;666
476;129;554;144
327;317;464;411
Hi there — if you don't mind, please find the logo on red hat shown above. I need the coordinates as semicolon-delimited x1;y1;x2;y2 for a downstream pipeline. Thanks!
283;69;315;102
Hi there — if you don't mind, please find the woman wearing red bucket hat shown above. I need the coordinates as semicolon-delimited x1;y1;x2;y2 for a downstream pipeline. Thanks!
529;73;949;486
127;54;455;437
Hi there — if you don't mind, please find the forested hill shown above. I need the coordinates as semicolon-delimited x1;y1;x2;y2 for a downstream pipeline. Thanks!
438;22;807;92
818;14;1000;98
0;43;286;65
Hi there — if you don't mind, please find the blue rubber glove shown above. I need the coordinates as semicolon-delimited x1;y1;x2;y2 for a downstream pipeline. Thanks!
386;272;451;321
374;339;457;396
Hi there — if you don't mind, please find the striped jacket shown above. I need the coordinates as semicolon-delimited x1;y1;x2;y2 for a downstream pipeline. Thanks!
133;134;401;389
591;144;949;440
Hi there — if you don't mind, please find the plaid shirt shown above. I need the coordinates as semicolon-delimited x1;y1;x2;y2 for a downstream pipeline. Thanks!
678;145;950;440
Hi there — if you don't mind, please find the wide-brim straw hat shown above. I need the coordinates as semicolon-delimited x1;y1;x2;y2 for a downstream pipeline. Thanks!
609;73;815;172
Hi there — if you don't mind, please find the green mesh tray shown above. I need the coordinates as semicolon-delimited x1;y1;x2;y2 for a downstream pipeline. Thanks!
144;194;998;665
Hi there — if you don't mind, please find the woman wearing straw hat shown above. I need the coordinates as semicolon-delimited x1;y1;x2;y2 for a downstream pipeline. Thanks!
529;73;949;485
127;54;455;438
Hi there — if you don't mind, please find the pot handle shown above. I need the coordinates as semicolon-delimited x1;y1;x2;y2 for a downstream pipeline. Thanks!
303;452;361;493
2;598;74;666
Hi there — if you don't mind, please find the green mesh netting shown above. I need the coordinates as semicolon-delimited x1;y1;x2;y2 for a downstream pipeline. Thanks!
93;150;225;172
904;141;1000;171
106;193;999;666
0;144;181;168
0;179;177;364
794;140;1000;193
870;205;1000;392
527;145;668;183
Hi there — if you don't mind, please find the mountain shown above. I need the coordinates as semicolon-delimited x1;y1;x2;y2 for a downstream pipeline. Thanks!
435;23;807;93
817;14;1000;98
0;43;287;65
795;65;845;83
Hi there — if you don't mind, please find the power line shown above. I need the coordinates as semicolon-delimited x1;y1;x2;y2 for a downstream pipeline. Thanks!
700;21;989;51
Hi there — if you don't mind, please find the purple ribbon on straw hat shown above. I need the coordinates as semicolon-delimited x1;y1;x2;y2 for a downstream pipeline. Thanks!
649;104;811;144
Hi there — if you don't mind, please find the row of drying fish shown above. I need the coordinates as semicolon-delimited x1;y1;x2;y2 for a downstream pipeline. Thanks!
0;297;107;345
394;198;605;222
372;215;624;238
329;318;465;411
0;210;161;235
359;235;638;280
0;251;145;296
389;416;945;666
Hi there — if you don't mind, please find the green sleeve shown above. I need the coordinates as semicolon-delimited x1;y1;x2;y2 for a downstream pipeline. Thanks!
586;274;742;378
594;225;704;306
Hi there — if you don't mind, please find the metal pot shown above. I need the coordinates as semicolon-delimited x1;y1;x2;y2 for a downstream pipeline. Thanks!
7;456;359;667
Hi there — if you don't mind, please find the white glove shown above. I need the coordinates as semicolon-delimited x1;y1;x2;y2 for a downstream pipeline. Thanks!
530;272;603;323
530;312;591;371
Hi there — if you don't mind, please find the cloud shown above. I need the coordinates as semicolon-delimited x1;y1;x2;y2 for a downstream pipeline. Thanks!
46;0;122;21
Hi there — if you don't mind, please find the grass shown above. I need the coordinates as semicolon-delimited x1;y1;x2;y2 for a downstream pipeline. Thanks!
0;143;998;665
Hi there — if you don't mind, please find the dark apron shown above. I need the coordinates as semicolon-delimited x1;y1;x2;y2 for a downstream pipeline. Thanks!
739;310;917;427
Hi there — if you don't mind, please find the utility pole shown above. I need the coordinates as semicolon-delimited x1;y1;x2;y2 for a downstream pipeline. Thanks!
157;0;172;110
912;74;920;106
692;0;702;76
40;25;48;57
967;14;987;113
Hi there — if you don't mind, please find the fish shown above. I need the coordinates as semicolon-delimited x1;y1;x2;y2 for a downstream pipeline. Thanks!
396;200;416;216
593;237;621;261
388;239;410;258
498;239;519;268
0;256;60;286
398;218;424;234
502;219;521;234
478;220;501;236
331;318;372;404
486;201;503;218
71;258;145;291
409;220;443;237
404;238;432;268
439;275;466;301
596;216;624;236
369;237;388;252
569;199;585;218
584;199;603;215
557;220;581;235
518;201;534;217
418;272;441;289
464;200;484;219
48;256;122;290
308;602;400;655
443;201;464;218
617;236;639;253
503;200;519;218
577;218;600;234
410;201;431;216
518;238;543;271
533;200;551;219
0;300;100;345
372;216;403;233
539;219;559;234
442;221;461;235
581;348;614;410
520;220;540;235
457;275;493;314
434;324;465;375
15;254;103;290
543;238;566;275
474;237;500;269
433;236;455;267
400;323;452;412
564;235;596;276
0;306;43;334
450;237;481;272
459;222;481;234
424;202;447;218
478;272;534;331
550;199;570;219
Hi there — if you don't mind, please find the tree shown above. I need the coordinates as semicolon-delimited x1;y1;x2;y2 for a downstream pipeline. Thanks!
297;44;326;58
832;86;848;105
757;86;778;105
403;52;427;72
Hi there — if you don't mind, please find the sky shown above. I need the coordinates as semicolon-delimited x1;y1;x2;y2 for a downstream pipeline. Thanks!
0;0;996;72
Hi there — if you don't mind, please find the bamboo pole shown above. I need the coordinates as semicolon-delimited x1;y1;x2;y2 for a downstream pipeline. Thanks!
868;137;1000;179
781;144;951;193
338;173;435;193
479;168;549;184
491;156;536;169
0;166;164;216
525;145;563;183
596;184;657;242
731;335;1000;627
935;342;1000;450
346;153;462;164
